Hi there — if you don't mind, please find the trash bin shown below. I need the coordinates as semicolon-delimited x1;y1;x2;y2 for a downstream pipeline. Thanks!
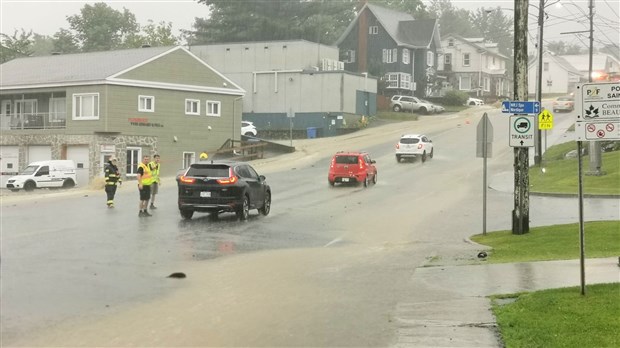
307;127;317;139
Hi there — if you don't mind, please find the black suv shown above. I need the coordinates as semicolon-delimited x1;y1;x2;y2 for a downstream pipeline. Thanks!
176;161;271;220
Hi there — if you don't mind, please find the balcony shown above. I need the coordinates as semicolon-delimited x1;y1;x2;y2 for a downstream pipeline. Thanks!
1;113;67;131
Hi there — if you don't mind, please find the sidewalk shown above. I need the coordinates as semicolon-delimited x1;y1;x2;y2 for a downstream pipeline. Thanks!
392;257;619;347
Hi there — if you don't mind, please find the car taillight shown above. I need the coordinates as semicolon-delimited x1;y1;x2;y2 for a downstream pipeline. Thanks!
418;144;423;149
395;143;400;149
179;175;195;184
216;168;238;185
358;158;365;169
330;157;335;168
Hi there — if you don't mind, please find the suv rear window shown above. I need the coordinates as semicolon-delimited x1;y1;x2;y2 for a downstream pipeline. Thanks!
399;138;420;144
335;155;359;164
186;164;230;177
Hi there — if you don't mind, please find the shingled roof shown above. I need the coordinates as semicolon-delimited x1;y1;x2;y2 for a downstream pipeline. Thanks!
1;46;175;88
335;3;441;50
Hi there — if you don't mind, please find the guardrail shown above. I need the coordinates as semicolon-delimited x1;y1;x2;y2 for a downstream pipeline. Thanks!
1;113;66;130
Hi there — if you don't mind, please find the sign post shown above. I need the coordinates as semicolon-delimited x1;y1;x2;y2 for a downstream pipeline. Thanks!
476;113;493;235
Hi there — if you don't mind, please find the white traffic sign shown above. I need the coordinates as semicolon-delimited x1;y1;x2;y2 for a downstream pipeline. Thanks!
509;115;535;147
575;82;620;140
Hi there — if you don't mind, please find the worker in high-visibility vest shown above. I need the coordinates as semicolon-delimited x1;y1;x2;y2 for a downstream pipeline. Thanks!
137;154;154;217
148;154;161;210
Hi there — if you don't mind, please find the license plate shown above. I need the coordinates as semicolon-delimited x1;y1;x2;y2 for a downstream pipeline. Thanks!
342;178;349;182
200;191;211;198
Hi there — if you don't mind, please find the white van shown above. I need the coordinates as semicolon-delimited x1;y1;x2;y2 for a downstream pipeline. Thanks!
6;160;77;192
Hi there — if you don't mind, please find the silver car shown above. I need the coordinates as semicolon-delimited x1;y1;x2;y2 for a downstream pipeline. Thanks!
390;95;435;114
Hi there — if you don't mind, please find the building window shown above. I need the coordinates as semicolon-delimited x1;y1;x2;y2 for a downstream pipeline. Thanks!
15;99;37;117
546;80;553;87
448;39;454;47
543;62;549;71
49;97;66;122
369;26;378;34
138;95;154;112
459;76;472;90
383;48;398;63
206;100;221;117
427;51;434;66
402;49;410;65
73;93;99;120
126;147;141;177
344;49;356;63
463;53;470;67
384;73;412;90
484;77;490;91
183;152;195;169
185;99;200;115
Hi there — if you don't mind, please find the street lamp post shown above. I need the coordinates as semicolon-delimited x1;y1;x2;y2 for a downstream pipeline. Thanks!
534;0;545;166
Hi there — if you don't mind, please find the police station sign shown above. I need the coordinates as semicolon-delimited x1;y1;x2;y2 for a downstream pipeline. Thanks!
575;82;620;141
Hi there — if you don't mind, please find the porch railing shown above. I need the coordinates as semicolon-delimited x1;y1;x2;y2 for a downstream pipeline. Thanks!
1;113;67;130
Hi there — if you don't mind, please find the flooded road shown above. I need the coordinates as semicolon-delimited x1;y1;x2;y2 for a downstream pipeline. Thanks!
2;110;617;346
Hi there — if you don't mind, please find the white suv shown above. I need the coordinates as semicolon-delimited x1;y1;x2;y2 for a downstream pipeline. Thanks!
390;95;434;114
466;97;484;106
241;121;257;136
395;134;434;162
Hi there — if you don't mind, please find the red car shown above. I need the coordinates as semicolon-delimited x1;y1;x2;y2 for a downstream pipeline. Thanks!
328;151;377;187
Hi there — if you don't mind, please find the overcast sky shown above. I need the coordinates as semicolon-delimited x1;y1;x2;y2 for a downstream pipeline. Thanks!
1;0;618;50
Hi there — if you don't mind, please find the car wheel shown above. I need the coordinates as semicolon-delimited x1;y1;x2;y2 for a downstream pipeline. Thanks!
396;155;401;162
429;148;434;159
372;173;377;185
259;191;271;216
328;180;335;186
180;209;194;220
420;107;428;115
469;101;476;106
62;179;75;188
363;176;369;188
24;181;36;192
393;105;401;112
421;151;427;163
236;195;250;220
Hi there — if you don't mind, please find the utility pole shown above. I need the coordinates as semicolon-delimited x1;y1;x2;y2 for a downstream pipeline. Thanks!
534;0;545;166
586;0;603;176
512;0;530;235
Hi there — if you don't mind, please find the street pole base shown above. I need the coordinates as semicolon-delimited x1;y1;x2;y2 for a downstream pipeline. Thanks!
585;170;606;176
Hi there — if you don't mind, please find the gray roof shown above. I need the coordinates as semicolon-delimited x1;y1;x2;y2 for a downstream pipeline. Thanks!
335;3;440;50
443;33;508;60
1;46;173;88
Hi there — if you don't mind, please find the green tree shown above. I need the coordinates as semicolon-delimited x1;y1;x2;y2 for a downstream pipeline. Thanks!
52;29;80;54
426;0;478;37
191;0;356;45
31;34;54;56
370;0;428;18
67;2;139;52
0;29;33;63
470;7;513;56
125;21;179;48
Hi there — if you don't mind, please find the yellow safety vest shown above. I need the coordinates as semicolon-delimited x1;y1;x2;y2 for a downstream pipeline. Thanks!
139;163;154;185
149;161;160;183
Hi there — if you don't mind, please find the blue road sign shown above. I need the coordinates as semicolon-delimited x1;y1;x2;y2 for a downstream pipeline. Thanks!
501;101;541;114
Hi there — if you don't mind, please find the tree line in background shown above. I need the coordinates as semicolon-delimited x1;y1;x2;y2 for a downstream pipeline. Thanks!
1;0;586;64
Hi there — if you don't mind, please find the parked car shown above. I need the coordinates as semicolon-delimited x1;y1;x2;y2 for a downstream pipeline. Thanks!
466;97;484;106
421;99;445;114
390;95;435;114
241;121;257;136
327;151;377;187
176;160;271;220
552;96;575;113
395;134;434;162
5;160;77;192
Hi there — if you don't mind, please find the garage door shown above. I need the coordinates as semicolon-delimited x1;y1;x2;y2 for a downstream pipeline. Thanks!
0;146;19;189
67;145;90;187
28;145;51;163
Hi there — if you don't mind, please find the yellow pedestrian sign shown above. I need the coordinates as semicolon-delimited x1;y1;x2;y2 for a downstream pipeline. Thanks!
538;109;554;129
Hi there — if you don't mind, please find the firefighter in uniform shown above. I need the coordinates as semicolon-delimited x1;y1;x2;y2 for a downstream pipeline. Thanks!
104;157;122;208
